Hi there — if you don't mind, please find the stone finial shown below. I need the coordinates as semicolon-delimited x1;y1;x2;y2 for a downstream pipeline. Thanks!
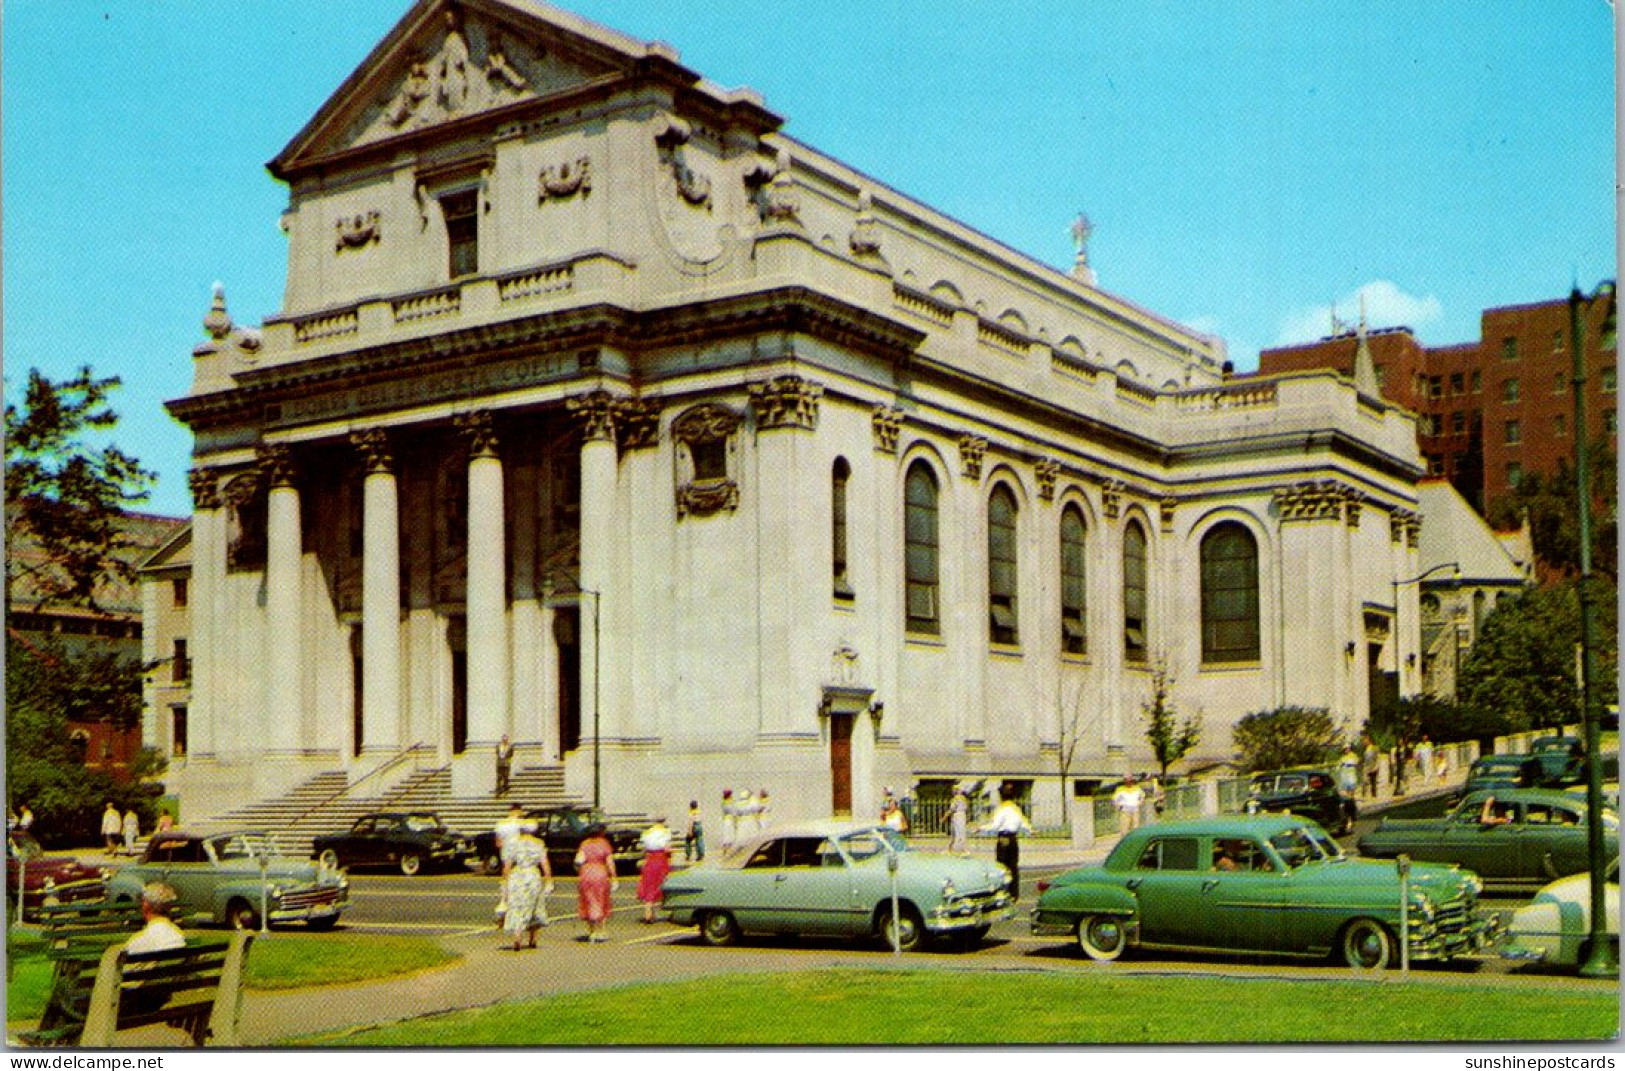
203;282;233;340
1070;213;1096;286
850;188;882;257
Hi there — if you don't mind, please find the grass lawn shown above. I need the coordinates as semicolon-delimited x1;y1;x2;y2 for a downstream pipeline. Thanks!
295;968;1619;1046
6;931;457;1024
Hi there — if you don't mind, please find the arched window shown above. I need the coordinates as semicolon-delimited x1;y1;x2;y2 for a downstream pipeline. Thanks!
1060;505;1087;655
904;461;940;635
1123;520;1148;661
1200;522;1260;663
832;458;853;600
988;484;1019;645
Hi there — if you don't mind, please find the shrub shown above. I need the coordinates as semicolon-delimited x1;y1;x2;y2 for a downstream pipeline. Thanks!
1233;706;1343;772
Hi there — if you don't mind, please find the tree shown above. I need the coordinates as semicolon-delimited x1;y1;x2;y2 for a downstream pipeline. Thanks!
1486;440;1617;582
1457;579;1619;733
1233;706;1343;772
1141;661;1200;779
1054;678;1101;828
5;366;156;610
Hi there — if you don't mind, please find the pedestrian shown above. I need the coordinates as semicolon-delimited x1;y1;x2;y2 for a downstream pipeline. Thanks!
1415;736;1434;783
880;785;897;820
947;784;970;855
575;822;617;943
122;808;140;856
1337;745;1360;797
683;800;705;862
155;811;175;834
720;789;737;852
636;817;673;923
882;798;908;833
493;801;525;850
1363;737;1381;798
899;784;916;831
978;783;1033;900
1113;776;1145;832
754;788;771;834
735;789;757;842
1435;748;1450;783
494;734;514;796
101;802;122;854
1391;740;1408;796
501;821;554;951
17;805;33;833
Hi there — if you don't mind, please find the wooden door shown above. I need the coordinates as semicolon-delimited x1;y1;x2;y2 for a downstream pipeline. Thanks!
830;712;853;815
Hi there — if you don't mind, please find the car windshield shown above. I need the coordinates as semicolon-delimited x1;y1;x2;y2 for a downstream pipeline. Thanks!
838;828;908;860
404;815;445;833
1266;828;1321;869
1303;826;1344;860
211;833;279;861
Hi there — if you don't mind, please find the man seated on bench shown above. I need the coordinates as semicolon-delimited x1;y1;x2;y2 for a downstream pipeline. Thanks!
123;883;185;1014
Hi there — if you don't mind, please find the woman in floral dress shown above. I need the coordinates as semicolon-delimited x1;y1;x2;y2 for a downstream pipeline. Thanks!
575;824;617;943
502;823;554;951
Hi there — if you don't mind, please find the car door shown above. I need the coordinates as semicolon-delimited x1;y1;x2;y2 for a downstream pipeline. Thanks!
1439;799;1517;878
750;835;862;937
1521;801;1588;880
162;838;215;921
337;818;374;864
1120;834;1207;946
727;836;792;932
1201;835;1289;952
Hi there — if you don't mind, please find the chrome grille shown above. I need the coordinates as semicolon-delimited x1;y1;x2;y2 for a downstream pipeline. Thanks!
280;885;344;910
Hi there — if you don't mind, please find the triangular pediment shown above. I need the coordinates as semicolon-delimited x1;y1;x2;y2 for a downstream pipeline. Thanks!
271;0;657;177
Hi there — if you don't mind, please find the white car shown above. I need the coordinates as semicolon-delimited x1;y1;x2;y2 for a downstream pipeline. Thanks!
1502;869;1619;968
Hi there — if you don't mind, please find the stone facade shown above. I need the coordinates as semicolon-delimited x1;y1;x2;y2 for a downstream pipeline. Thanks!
157;0;1428;827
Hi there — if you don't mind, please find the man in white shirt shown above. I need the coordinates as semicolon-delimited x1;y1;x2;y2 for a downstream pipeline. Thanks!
126;883;186;957
978;783;1034;900
1113;777;1145;833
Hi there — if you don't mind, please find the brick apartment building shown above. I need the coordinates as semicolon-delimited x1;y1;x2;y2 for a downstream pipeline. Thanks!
1259;286;1617;514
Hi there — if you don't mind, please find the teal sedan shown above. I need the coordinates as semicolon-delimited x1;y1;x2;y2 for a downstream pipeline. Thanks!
1032;815;1498;970
661;821;1014;952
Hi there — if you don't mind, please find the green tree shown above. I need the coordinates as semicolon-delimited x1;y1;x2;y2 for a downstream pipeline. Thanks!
1232;706;1343;772
5;366;156;609
1457;579;1619;733
1141;661;1200;779
1485;440;1617;582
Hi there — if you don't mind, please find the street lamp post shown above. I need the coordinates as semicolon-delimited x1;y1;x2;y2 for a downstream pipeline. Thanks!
1567;284;1617;979
1391;562;1460;695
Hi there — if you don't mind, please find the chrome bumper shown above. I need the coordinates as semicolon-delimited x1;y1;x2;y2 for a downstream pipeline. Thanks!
926;892;1016;933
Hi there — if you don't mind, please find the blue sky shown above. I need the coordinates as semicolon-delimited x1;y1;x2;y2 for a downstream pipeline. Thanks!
3;1;1615;517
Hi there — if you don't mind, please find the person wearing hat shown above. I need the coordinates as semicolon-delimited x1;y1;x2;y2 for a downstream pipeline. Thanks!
636;817;673;923
501;821;554;951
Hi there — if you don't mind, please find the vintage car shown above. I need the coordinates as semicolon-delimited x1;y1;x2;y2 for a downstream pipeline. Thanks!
1248;767;1356;835
6;832;108;920
469;806;643;876
662;820;1014;951
1501;864;1619;969
311;812;473;875
1032;814;1499;970
1462;754;1545;797
106;829;349;930
1528;736;1587;786
1356;788;1619;886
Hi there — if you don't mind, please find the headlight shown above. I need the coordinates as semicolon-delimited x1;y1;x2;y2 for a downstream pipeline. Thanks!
1408;895;1435;922
99;868;112;881
941;879;957;899
42;877;55;890
270;885;285;899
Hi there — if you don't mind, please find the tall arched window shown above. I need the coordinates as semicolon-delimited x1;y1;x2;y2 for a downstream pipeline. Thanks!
1200;522;1260;663
1060;505;1087;655
1123;519;1148;661
988;484;1019;645
904;461;940;635
832;458;853;600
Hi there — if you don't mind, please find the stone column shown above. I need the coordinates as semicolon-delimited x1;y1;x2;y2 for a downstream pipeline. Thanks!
567;391;618;778
352;429;401;757
260;445;303;757
1273;481;1344;710
460;412;508;761
187;468;224;761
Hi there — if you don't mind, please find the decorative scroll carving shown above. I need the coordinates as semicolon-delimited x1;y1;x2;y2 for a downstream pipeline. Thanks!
849;188;881;256
672;403;742;519
655;117;712;209
381;8;531;133
350;429;394;474
957;435;988;480
455;410;499;459
223;471;265;570
539;156;592;201
745;148;799;224
676;480;739;518
871;405;904;454
334;210;381;251
1274;480;1348;522
415;184;432;231
1160;496;1178;533
672;403;742;445
256;443;296;488
567;390;619;443
615;397;661;451
189;468;222;510
1101;478;1126;520
1035;458;1060;502
749;375;823;431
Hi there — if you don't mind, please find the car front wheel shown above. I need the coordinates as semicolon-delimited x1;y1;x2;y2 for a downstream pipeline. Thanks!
483;852;503;876
1341;918;1395;970
698;910;738;947
317;849;340;870
877;904;923;953
1076;915;1127;961
227;899;262;932
399;853;423;877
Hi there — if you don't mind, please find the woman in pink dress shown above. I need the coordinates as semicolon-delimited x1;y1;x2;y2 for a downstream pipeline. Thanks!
636;819;673;923
574;824;617;943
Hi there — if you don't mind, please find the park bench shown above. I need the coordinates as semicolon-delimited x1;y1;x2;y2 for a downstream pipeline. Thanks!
19;931;253;1047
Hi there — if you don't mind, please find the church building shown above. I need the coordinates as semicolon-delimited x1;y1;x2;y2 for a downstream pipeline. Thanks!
159;0;1427;825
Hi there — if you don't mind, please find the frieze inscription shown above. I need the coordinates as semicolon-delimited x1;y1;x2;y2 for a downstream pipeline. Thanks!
271;352;575;427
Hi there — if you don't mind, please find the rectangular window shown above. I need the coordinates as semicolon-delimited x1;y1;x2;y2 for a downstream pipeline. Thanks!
1554;330;1566;353
1429;376;1443;399
442;190;479;278
1471;370;1482;393
1555;370;1567;394
1507;462;1523;487
1603;368;1617;393
832;463;852;600
172;638;190;684
1428;456;1444;476
1606;408;1617;435
1451;411;1466;435
1502;378;1520;403
1504;419;1521;445
171;705;188;758
1501;337;1518;361
1449;372;1464;395
172;577;189;608
1553;414;1567;437
1374;365;1387;388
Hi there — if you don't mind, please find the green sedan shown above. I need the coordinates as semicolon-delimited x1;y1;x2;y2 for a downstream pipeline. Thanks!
1032;815;1498;970
1357;788;1619;886
662;820;1014;952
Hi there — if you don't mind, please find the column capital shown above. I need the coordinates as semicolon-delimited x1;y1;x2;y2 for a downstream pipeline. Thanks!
566;390;619;443
1034;457;1060;502
615;397;662;451
455;410;499;459
957;434;988;480
256;443;297;488
350;428;395;474
1275;479;1350;524
871;405;904;454
749;374;823;431
189;467;222;510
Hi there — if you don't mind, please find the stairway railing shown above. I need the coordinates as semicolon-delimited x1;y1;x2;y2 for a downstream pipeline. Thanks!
287;742;431;830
